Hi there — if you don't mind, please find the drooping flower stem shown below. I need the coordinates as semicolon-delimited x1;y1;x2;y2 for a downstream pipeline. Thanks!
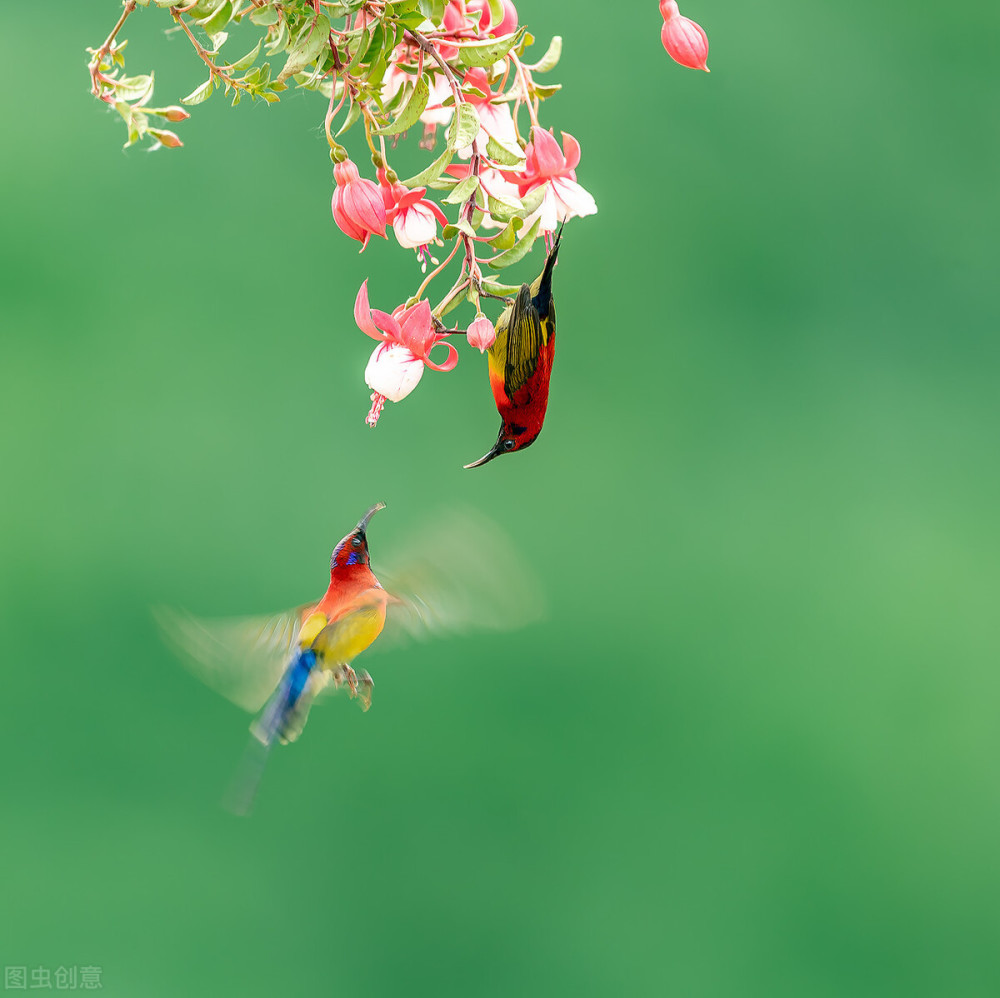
88;0;137;101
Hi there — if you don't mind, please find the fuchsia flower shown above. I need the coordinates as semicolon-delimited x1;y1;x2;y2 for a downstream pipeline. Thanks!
466;0;519;38
460;68;520;155
659;0;710;72
467;315;496;352
355;281;459;426
378;170;448;258
506;127;597;234
332;159;387;250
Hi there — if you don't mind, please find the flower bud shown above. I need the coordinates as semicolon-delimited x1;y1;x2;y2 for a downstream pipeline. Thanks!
660;1;709;72
332;158;387;250
467;314;496;352
163;106;191;122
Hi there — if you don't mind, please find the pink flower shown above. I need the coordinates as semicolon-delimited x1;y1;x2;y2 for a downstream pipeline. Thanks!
460;68;520;155
467;315;496;352
466;0;518;37
355;281;459;425
379;170;449;254
660;0;709;72
332;159;387;250
505;127;597;233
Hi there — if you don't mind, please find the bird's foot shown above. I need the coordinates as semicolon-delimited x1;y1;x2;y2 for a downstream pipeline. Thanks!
357;669;374;712
343;665;358;698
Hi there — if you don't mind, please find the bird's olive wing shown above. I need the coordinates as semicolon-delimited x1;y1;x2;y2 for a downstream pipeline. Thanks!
154;604;312;713
370;507;546;652
503;283;544;397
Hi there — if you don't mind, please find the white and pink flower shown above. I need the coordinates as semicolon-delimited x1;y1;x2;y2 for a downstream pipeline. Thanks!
505;127;597;234
355;281;459;426
379;170;448;257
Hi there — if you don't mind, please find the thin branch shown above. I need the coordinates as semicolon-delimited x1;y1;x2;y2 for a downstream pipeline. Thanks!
88;1;138;100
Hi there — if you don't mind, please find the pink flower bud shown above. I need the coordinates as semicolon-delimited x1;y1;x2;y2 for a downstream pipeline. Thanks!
467;315;496;352
163;106;191;122
660;1;709;72
150;129;183;148
332;159;387;250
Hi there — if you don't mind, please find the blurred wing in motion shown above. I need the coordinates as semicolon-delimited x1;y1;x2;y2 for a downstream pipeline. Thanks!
154;604;311;713
373;507;547;651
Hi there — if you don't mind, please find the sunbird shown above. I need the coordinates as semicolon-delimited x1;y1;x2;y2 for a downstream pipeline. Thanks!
465;226;563;469
157;503;544;812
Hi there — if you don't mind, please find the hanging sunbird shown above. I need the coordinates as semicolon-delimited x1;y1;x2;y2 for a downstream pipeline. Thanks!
156;503;545;813
465;225;563;469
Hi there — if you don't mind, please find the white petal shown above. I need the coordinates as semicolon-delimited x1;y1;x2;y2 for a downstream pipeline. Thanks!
364;343;424;402
478;103;519;149
551;176;598;221
393;205;437;249
522;184;560;235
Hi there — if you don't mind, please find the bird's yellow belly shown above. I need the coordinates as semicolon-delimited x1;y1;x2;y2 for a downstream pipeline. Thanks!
302;600;387;667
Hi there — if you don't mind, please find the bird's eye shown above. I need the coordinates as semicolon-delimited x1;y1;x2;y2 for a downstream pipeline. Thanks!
351;536;363;548
503;439;516;451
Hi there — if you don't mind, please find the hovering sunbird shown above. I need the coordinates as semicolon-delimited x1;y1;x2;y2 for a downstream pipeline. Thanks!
157;503;542;813
466;226;563;469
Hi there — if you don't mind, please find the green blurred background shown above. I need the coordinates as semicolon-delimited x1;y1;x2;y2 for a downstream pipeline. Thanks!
2;2;998;995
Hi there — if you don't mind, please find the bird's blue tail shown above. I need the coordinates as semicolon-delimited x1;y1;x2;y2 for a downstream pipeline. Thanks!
224;650;317;815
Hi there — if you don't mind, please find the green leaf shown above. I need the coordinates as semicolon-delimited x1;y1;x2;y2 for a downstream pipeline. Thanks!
439;289;466;317
443;174;479;204
265;18;289;55
487;219;519;250
346;26;371;74
485;134;524;167
249;4;278;25
446;102;480;152
528;35;561;72
226;37;262;72
401;145;455;187
456;27;526;69
487;191;522;222
518;185;546;217
481;278;521;295
114;74;155;102
198;0;233;37
533;83;562;99
181;76;214;105
487;216;540;269
375;74;428;135
486;0;504;27
363;21;385;63
417;0;447;26
278;13;331;81
336;98;362;136
244;62;271;88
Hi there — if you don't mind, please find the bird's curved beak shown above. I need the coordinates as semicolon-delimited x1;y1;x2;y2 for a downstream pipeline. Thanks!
356;501;386;532
463;445;501;470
